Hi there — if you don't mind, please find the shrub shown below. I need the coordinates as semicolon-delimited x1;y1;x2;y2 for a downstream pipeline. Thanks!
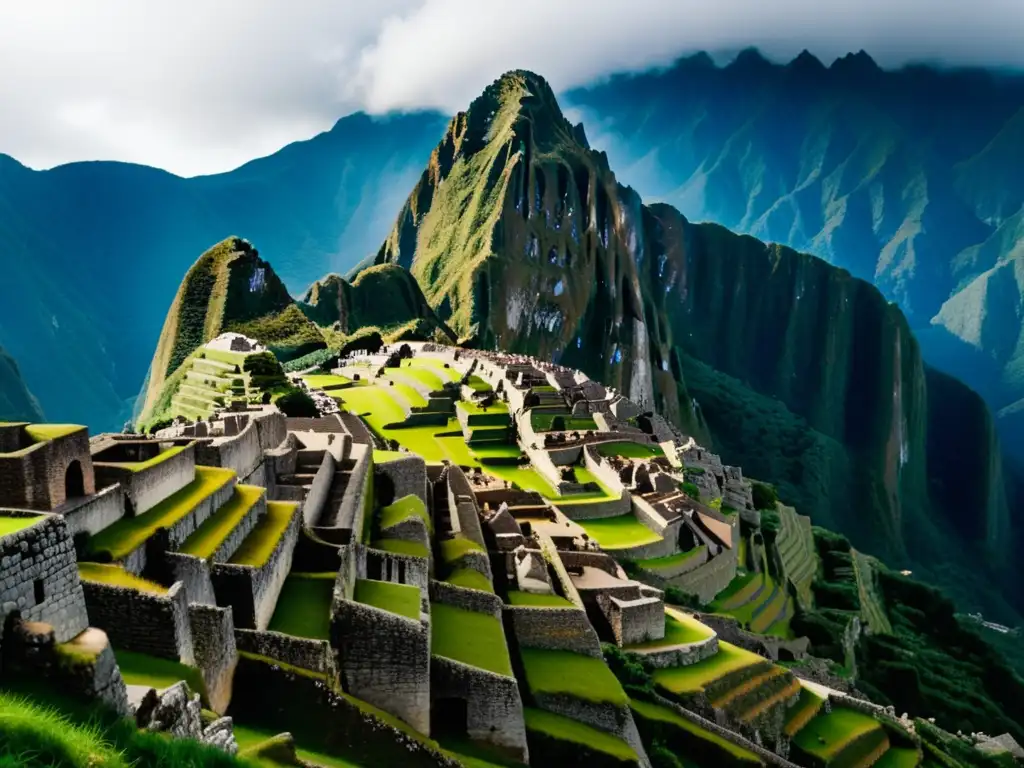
681;482;701;500
602;644;654;695
751;481;778;510
275;389;318;418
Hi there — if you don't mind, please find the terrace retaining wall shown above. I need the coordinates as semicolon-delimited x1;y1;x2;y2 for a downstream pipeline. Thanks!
599;594;665;646
153;474;237;555
362;545;430;592
554;492;632;520
506;605;602;657
188;603;237;713
583;445;627;495
693;613;809;662
627;635;720;669
0;427;95;510
80;579;194;663
210;493;266;564
532;695;649;767
61;483;126;538
235;627;334;677
93;442;196;517
377;455;429;509
195;420;263;481
429;580;501;616
301;450;336;527
668;546;739;604
166;551;217;605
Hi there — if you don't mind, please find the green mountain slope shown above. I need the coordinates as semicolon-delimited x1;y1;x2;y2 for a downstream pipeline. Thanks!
564;50;1024;462
364;70;1023;622
0;111;447;432
0;345;44;422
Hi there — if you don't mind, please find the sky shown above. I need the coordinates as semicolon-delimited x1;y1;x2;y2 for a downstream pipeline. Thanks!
2;0;1023;177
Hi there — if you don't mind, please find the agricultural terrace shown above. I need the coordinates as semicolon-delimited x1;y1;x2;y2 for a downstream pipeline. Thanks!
77;563;167;595
576;514;662;550
652;642;764;696
439;535;485;565
431;603;512;676
373;538;430;559
0;513;42;537
524;708;639;764
101;444;188;472
395;360;446;392
636;546;707;574
507;590;574;608
233;724;361;768
114;650;206;700
180;485;264;559
300;373;350;391
445;567;494;593
626;609;715;650
267;573;335;640
530;410;598;432
229;501;297;567
594;441;664;459
354;578;420;621
709;571;793;638
86;467;236;561
519;648;628;706
629;699;762;765
784;686;826;737
791;708;885;763
378;494;432;534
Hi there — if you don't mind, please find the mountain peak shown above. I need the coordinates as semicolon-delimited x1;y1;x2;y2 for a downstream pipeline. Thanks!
729;47;773;72
830;49;882;78
788;49;827;74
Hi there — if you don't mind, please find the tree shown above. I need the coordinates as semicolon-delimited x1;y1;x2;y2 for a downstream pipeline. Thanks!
275;388;318;418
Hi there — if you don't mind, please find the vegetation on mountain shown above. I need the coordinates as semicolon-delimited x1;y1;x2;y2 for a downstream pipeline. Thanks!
0;345;43;422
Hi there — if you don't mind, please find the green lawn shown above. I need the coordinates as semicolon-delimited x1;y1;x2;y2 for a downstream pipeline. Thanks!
576;515;662;550
626;610;715;650
445;567;494;593
77;563;166;595
440;535;485;564
638;546;707;572
114;650;206;700
507;590;573;608
524;707;638;763
709;572;763;612
792;708;883;762
87;467;236;561
354;578;420;621
431;603;512;676
234;724;362;767
397;363;445;392
652;642;764;696
267;573;336;640
300;374;351;390
372;538;430;559
0;514;42;537
406;357;461;381
24;424;83;442
486;465;558;496
201;348;249;366
334;385;408;431
465;375;492;392
102;444;188;472
519;648;628;706
594;441;663;458
784;686;826;737
179;485;264;559
629;698;761;764
372;449;407;463
530;411;598;432
458;400;508;416
377;494;431;534
230;501;298;567
875;747;921;768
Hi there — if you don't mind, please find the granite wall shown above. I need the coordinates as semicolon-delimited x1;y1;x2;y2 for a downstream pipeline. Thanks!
166;552;217;605
188;603;238;713
81;579;193;663
0;428;96;510
506;606;602;657
60;483;126;538
235;627;334;677
377;455;429;509
93;442;196;517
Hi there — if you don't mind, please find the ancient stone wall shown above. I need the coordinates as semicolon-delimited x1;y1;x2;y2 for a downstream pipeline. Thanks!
363;546;430;592
195;420;263;481
334;600;430;734
60;483;126;538
166;552;217;605
583;445;626;495
429;580;501;616
506;606;602;657
0;429;96;510
81;579;193;663
210;493;266;564
93;442;196;517
301;450;336;527
532;696;649;766
377;455;429;509
253;411;287;454
431;656;529;761
446;465;488;551
0;513;89;646
335;443;371;534
554;491;632;521
693;613;809;662
188;603;237;713
632;495;672;535
669;545;739;604
235;627;334;677
558;550;622;577
599;594;665;646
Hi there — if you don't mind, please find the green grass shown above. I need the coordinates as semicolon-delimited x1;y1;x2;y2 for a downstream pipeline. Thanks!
87;467;236;561
874;747;920;768
24;423;83;442
576;515;662;550
524;707;639;763
458;399;508;415
431;603;512;676
300;374;351;390
354;578;420;621
638;546;707;572
372;538;430;558
594;441;663;458
652;642;764;696
114;649;206;699
267;573;336;640
101;444;189;472
386;379;429;408
77;563;167;595
709;572;763;611
0;514;41;537
397;362;445;392
519;648;628;706
377;494;431;534
784;686;826;737
466;375;492;392
629;698;761;764
530;411;598;432
405;357;461;381
626;610;715;649
334;385;408;431
229;501;298;567
507;590;573;607
180;485;264;559
791;708;883;761
446;567;494;593
371;449;407;463
201;348;249;366
440;535;485;564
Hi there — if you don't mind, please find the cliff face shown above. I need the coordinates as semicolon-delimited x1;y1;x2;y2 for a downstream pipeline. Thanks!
369;70;1022;618
0;345;44;422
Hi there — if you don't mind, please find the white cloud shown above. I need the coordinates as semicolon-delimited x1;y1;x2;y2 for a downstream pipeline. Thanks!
1;0;1022;176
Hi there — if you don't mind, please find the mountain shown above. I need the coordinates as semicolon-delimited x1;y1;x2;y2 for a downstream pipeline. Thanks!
0;111;447;432
363;70;1024;622
563;50;1024;462
0;344;43;422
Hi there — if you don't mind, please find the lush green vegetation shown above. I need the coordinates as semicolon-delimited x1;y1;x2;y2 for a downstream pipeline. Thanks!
377;494;431;534
519;648;629;706
275;388;318;417
783;686;826;737
431;603;512;676
267;573;336;640
439;534;485;564
445;567;494;593
750;482;779;511
230;501;297;567
103;444;188;472
652;642;763;696
300;374;350;390
77;563;167;594
507;590;573;607
354;578;420;621
87;467;236;561
791;707;883;762
114;650;207;701
626;611;714;650
373;538;430;558
0;514;42;537
181;485;265;559
594;441;663;458
637;546;706;573
234;723;361;767
577;515;662;550
524;707;639;764
530;410;598;432
629;698;761;766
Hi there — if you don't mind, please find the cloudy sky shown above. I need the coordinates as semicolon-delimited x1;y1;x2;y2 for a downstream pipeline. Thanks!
3;0;1022;176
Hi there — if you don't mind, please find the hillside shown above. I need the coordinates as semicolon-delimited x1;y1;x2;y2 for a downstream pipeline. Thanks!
0;345;43;422
0;111;447;432
565;50;1024;463
364;70;1023;623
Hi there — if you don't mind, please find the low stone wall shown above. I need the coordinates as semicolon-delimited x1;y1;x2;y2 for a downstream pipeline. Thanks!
161;476;237;554
196;420;263;481
81;579;193;663
363;545;431;592
212;494;266;564
668;546;739;604
377;455;429;508
532;695;648;765
547;444;584;466
583;445;626;495
235;627;333;677
633;496;672;535
605;530;677;561
61;483;126;538
94;442;196;517
301;450;336;527
692;613;809;662
429;580;501;616
599;594;664;646
211;503;300;630
431;656;529;762
558;550;622;577
642;545;709;579
506;605;602;657
627;635;720;669
334;600;430;734
334;443;371;535
0;513;89;646
189;603;237;713
445;465;488;551
166;552;217;605
555;491;632;521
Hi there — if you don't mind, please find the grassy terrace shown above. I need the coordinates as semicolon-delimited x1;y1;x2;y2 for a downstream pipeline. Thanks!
201;348;248;366
653;642;764;696
594;441;663;458
180;485;264;559
431;603;512;676
101;444;188;472
458;399;508;415
378;494;431;533
354;578;420;621
0;514;41;537
300;373;350;390
875;747;920;768
267;573;335;640
710;571;763;611
520;648;628;706
24;424;83;442
406;356;461;381
229;500;297;567
445;566;494;593
629;698;761;764
792;708;883;762
114;649;206;699
397;361;445;392
466;374;492;392
524;707;639;764
638;545;707;572
576;514;662;550
784;686;826;737
440;534;485;564
507;590;573;607
86;467;236;561
373;538;430;559
530;411;598;432
384;378;429;408
77;563;166;595
372;449;407;463
234;724;361;768
626;609;715;650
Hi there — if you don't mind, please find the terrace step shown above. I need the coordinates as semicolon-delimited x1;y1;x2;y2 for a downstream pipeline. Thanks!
749;586;787;634
185;370;234;390
736;675;802;724
784;688;826;737
193;357;239;373
710;666;787;710
178;484;267;562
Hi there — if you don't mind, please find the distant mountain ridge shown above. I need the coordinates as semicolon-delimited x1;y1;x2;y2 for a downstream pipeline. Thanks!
0;345;43;422
564;48;1024;461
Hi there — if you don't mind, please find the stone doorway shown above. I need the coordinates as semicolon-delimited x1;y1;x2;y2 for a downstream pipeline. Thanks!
65;460;85;499
431;697;468;739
